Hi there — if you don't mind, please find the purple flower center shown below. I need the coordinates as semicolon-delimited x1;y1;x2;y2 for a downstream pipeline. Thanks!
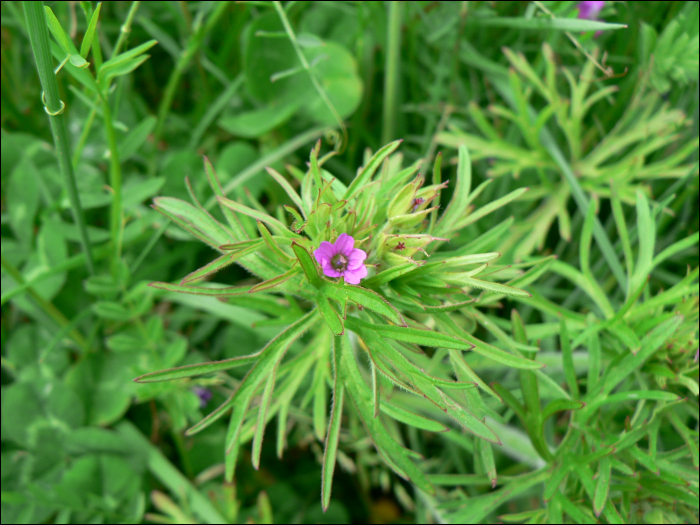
331;253;348;271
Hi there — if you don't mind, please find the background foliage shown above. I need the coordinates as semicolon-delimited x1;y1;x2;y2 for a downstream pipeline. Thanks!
1;1;698;524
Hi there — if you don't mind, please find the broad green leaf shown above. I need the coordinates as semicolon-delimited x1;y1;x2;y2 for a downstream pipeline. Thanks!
219;96;301;138
134;353;261;383
435;145;471;237
186;310;319;439
292;242;322;288
343;140;402;200
337;335;435;494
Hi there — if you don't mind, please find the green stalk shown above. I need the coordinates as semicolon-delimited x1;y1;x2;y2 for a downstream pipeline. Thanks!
23;1;95;275
1;254;89;352
99;96;124;274
72;1;139;167
382;1;402;145
151;1;230;169
273;1;347;151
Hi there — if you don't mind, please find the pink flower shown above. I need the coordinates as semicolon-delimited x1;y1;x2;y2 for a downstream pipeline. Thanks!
314;233;367;285
577;1;605;20
577;1;605;37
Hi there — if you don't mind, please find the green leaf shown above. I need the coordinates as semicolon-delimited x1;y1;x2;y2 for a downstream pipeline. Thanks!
249;267;300;293
153;196;231;250
149;282;253;296
593;456;612;517
266;167;305;214
347;317;472;351
544;466;570;501
79;2;102;58
322;341;344;511
134;353;261;383
257;221;293;262
380;402;448;432
476;438;497;488
467;16;627;32
119;116;156;162
317;293;344;335
456;187;529;230
343;140;402;200
97;39;158;86
560;316;579;399
598;315;683;397
218;196;293;237
219;96;301;138
435;144;471;237
181;243;261;285
292;242;322;288
186;310;319;439
322;282;405;326
631;189;655;292
541;399;585;423
44;6;73;54
203;157;248;242
437;315;543;370
252;364;278;470
442;273;531;298
337;335;435;494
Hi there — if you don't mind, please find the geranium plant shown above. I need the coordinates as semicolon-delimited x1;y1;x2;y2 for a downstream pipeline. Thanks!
137;141;545;509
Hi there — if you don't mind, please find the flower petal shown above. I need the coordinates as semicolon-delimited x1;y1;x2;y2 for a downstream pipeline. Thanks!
314;241;336;265
347;248;367;270
334;233;355;256
322;265;342;278
343;264;367;284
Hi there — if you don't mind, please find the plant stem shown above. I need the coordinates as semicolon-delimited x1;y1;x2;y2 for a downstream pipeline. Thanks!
151;1;230;173
23;1;95;275
382;1;402;145
1;254;89;352
113;1;140;58
273;1;347;151
101;97;124;275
